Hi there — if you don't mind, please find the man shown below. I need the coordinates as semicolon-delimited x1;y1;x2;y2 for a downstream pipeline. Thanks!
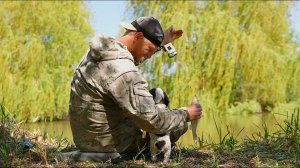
68;16;201;158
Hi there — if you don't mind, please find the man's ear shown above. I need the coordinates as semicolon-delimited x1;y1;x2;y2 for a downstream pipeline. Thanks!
134;32;144;40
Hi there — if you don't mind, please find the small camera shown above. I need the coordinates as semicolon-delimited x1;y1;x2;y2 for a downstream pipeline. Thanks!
163;43;177;58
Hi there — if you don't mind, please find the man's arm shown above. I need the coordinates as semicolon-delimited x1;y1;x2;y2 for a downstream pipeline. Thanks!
107;71;188;134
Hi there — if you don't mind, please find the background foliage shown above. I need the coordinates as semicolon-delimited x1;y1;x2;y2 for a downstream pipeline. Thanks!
0;2;93;122
127;1;300;114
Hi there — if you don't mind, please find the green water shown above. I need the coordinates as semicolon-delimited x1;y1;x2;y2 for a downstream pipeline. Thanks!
26;112;287;148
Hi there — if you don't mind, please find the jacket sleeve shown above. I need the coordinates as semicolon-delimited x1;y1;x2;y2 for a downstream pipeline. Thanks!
107;71;188;134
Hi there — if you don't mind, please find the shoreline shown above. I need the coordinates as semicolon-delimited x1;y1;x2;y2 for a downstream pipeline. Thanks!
1;106;299;167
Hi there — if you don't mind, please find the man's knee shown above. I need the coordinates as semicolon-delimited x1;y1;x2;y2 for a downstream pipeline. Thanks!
170;122;188;143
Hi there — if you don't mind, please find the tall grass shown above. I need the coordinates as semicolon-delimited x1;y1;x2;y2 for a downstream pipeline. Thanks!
179;108;300;166
1;101;300;167
0;102;72;167
273;109;300;157
209;116;243;153
236;108;300;165
0;103;24;167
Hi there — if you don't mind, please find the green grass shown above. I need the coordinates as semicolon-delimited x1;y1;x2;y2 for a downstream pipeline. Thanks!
235;108;300;166
208;115;243;154
0;102;73;167
178;108;300;167
0;103;23;167
1;103;300;167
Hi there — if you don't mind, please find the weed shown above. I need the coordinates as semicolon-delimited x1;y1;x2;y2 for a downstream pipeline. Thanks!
210;116;243;153
0;102;72;167
237;108;300;166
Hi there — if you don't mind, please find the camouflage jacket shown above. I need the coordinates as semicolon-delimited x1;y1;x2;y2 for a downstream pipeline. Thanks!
69;35;188;153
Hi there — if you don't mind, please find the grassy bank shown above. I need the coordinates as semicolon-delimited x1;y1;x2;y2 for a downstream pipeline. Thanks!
1;104;299;167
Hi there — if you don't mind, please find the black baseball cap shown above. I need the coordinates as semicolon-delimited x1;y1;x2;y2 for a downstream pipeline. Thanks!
121;16;164;47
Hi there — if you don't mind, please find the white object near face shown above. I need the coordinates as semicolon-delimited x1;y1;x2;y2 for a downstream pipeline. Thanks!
149;87;172;163
163;43;177;58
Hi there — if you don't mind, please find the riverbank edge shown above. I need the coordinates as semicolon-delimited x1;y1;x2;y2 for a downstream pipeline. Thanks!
1;105;300;167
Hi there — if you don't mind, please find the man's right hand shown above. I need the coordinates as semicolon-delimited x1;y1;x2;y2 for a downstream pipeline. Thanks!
186;99;202;121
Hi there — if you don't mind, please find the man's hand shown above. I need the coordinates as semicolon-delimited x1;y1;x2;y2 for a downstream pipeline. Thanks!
186;98;202;121
162;26;183;46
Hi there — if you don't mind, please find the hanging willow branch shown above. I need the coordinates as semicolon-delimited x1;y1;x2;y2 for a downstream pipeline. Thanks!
0;2;93;122
127;1;300;113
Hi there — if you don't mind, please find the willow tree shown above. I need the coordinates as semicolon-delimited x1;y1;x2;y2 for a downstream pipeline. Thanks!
127;1;300;113
0;2;93;122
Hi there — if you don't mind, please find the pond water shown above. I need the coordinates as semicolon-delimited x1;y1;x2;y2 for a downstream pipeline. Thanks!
25;112;287;148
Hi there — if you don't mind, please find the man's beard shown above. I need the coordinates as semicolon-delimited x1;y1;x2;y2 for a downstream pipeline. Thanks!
140;57;147;63
135;56;147;66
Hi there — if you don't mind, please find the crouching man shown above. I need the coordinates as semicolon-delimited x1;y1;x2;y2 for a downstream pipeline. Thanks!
67;16;202;162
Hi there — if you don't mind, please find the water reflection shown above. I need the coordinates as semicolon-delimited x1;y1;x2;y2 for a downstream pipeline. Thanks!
25;120;74;143
26;113;287;148
179;112;286;147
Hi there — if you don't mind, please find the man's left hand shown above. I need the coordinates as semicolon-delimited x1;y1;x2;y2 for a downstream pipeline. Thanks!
162;26;183;45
